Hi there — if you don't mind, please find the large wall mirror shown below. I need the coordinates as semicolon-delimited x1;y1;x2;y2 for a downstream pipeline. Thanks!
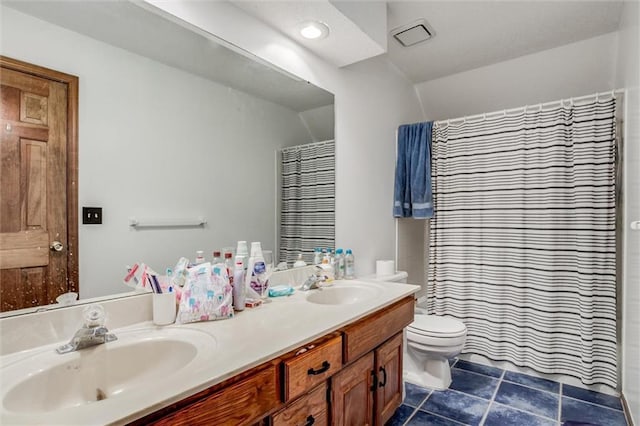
0;1;335;316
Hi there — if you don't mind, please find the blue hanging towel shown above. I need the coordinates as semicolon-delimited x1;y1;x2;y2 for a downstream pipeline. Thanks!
393;122;434;219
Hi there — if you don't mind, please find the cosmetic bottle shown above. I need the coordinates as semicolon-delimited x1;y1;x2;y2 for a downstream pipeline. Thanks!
335;248;345;279
224;252;234;284
293;253;307;268
212;250;223;265
244;242;268;299
232;256;246;311
345;249;355;279
319;257;335;283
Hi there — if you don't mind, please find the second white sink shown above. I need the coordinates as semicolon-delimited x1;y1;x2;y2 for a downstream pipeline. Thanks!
305;283;381;305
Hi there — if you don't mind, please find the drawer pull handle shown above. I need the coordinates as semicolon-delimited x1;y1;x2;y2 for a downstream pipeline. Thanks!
307;361;330;376
304;415;315;426
378;366;387;387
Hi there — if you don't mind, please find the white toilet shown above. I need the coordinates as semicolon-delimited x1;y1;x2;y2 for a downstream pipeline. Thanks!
369;271;467;390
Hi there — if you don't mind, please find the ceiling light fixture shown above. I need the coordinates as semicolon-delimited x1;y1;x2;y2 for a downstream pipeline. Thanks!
299;21;330;40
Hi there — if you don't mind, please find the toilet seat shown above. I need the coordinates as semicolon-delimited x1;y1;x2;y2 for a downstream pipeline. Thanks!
407;315;466;347
408;314;466;336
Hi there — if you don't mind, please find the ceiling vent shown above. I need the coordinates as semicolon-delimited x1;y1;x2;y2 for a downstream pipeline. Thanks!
391;19;434;47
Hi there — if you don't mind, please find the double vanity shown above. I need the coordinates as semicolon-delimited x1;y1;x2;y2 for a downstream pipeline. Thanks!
0;278;419;425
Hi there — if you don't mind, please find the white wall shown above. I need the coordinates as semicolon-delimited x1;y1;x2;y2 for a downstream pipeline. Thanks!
415;33;618;121
1;6;312;298
146;1;423;278
616;2;640;422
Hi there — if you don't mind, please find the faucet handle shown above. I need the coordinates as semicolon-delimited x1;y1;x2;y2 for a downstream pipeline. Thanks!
83;304;106;328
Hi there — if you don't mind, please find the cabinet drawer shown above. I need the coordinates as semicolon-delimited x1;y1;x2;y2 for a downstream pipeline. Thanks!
342;296;414;363
272;382;328;426
283;335;342;401
152;364;279;426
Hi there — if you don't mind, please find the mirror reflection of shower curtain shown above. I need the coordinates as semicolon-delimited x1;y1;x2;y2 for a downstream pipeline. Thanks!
278;140;335;265
427;95;619;388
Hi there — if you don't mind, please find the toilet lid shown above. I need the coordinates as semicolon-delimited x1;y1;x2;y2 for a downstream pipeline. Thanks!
408;315;466;336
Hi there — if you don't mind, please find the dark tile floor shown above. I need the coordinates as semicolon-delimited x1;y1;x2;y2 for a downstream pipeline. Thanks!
387;359;628;426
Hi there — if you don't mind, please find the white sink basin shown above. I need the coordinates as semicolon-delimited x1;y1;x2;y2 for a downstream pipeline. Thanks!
1;326;217;414
305;283;380;305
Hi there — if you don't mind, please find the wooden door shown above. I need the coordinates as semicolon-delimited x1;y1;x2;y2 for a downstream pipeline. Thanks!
331;352;374;426
374;332;404;425
0;57;78;312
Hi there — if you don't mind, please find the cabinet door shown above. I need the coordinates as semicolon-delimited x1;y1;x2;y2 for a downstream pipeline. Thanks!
374;332;403;425
331;352;374;426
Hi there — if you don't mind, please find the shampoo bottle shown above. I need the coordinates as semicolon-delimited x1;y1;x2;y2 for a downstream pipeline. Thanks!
335;248;345;279
313;248;322;265
194;250;205;265
232;256;246;311
345;249;355;279
319;257;335;283
245;242;268;298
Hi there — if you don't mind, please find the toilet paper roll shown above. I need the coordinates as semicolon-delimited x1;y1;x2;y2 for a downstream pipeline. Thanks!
376;260;395;278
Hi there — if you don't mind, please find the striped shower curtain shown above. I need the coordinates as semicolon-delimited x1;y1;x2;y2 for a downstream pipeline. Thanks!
279;140;335;265
427;97;618;387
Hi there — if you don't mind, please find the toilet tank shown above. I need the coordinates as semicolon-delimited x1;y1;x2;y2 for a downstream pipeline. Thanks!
366;271;408;283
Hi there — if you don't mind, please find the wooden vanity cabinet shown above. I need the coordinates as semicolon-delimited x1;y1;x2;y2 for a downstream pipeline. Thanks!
331;351;375;425
374;332;404;425
272;382;329;426
330;331;405;425
331;296;413;425
129;296;414;426
282;334;342;402
131;362;280;426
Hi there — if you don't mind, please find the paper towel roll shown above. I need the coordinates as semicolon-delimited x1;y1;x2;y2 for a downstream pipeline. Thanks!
376;260;395;278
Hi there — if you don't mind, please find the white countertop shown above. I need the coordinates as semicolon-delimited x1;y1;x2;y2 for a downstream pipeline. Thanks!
0;279;419;425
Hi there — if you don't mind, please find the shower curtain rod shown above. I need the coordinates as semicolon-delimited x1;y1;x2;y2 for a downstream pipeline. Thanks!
279;139;334;153
438;89;625;127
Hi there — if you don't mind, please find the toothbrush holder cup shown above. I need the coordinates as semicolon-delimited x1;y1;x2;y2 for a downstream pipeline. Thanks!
152;292;177;325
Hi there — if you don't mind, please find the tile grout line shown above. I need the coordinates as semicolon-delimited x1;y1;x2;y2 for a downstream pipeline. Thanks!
456;366;563;398
561;394;625;413
478;367;507;426
402;390;433;426
489;400;561;424
453;366;503;381
419;409;469;426
457;364;622;410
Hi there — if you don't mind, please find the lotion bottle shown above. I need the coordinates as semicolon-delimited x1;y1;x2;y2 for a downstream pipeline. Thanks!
244;242;268;298
232;256;246;311
319;257;335;283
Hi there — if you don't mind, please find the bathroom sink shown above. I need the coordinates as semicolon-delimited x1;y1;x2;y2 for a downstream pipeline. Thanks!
1;326;217;414
305;283;380;305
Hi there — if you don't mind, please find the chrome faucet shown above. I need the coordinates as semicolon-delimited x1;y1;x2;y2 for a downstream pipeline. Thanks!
300;266;327;291
56;304;117;354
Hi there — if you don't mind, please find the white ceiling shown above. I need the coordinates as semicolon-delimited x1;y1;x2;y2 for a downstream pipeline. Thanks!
386;1;625;83
232;0;387;67
7;1;626;92
232;1;625;84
